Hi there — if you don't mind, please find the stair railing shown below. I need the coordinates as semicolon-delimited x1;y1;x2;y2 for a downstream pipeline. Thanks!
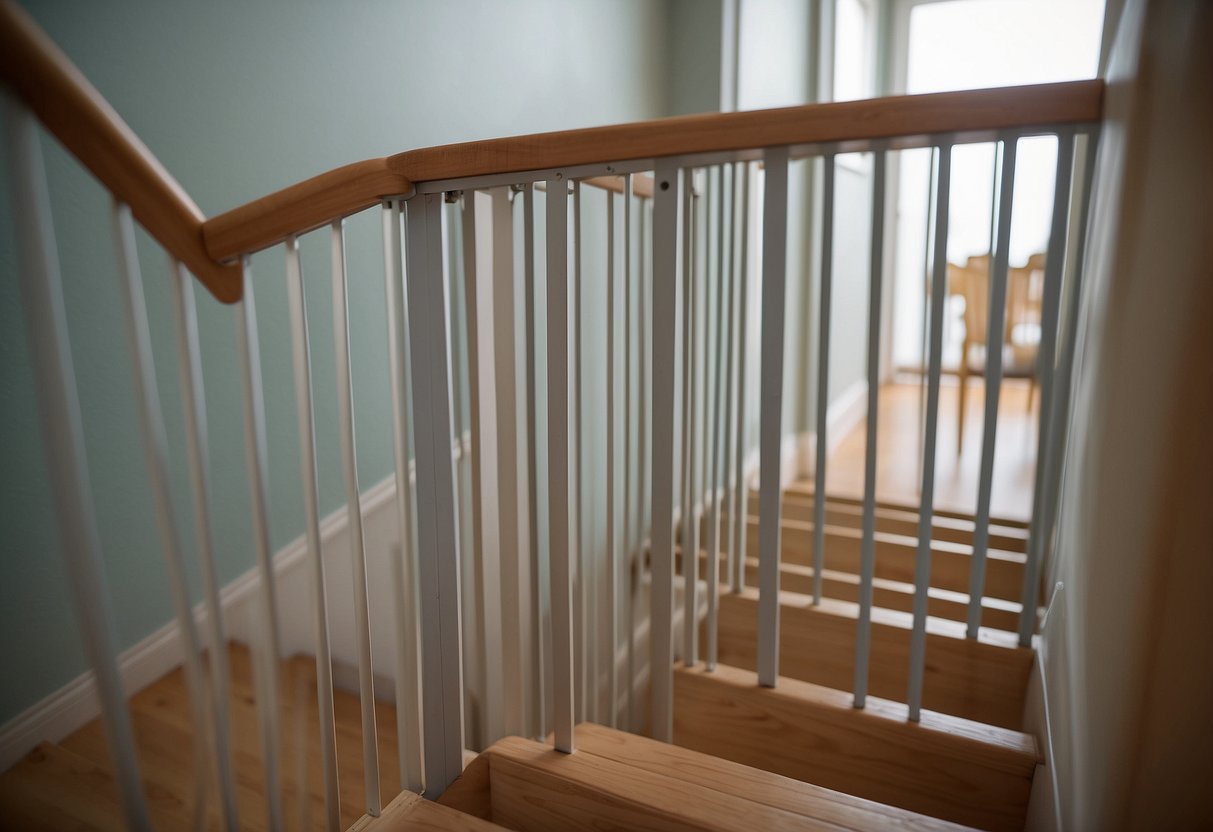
2;2;1103;827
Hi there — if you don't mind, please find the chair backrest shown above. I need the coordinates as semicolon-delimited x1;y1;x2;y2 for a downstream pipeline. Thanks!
951;253;1045;348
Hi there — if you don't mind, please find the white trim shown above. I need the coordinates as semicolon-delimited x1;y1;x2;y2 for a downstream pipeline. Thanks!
0;433;471;772
1024;581;1064;832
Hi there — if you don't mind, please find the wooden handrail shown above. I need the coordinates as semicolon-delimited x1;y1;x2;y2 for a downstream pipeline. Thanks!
204;79;1102;262
0;0;241;303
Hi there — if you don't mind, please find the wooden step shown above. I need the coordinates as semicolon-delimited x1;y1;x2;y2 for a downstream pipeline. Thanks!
351;786;508;830
0;742;137;831
782;482;1030;529
685;549;1022;632
674;664;1037;832
476;725;974;830
743;516;1026;603
766;491;1029;554
709;589;1032;730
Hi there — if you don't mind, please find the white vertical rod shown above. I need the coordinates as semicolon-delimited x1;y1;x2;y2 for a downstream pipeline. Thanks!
706;165;728;670
522;184;546;740
618;174;633;730
853;149;887;708
7;107;151;828
489;188;525;740
168;257;241;831
329;220;382;814
404;194;466;794
966;138;1019;638
721;163;739;598
812;156;836;605
605;189;618;726
1018;130;1077;645
651;162;684;742
283;235;341;828
916;150;938;478
461;192;505;746
632;196;651;734
572;180;589;726
381;200;424;793
234;259;286;827
757;148;790;688
679;171;697;668
545;175;577;752
731;162;752;594
1024;132;1097;646
112;202;211;832
907;144;952;722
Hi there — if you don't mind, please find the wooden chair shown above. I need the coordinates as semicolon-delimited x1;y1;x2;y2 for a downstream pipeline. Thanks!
949;253;1044;453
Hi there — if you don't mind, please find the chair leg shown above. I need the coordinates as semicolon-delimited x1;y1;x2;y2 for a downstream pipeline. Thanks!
957;349;968;455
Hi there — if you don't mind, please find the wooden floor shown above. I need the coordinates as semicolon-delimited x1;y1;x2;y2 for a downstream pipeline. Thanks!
0;645;399;831
825;380;1038;522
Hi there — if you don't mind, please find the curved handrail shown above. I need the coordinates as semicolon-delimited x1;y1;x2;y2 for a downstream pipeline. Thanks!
3;0;1103;301
204;79;1102;262
0;0;241;303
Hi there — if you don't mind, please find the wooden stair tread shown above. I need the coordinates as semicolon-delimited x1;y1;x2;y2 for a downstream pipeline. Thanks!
712;589;1032;730
572;723;971;830
351;787;509;831
683;549;1022;633
674;664;1036;832
486;730;974;831
782;483;1030;529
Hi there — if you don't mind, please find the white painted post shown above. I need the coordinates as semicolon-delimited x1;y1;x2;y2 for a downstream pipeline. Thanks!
812;155;836;606
757;148;790;689
605;188;619;726
650;161;685;741
381;200;423;793
546;175;577;753
404;194;467;794
706;165;730;669
731;162;752;594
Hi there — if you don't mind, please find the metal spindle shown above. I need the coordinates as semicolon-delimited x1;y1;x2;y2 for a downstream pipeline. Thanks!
907;144;952;722
283;236;341;827
545;175;577;752
618;174;633;729
1018;130;1078;645
168;257;241;830
757;147;790;688
853;148;887;707
6;100;152;832
329;221;381;814
812;155;837;605
113;202;213;832
404;194;466;794
965;139;1018;640
650;162;684;741
706;165;729;669
234;259;285;828
731;162;752;593
382;200;424;793
606;188;619;726
522;184;546;740
680;171;697;668
721;162;740;598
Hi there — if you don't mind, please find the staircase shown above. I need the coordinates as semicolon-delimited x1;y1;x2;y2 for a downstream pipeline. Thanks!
0;486;1038;831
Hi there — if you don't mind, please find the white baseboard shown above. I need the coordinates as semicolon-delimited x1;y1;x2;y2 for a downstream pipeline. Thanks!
0;431;478;772
1024;581;1064;832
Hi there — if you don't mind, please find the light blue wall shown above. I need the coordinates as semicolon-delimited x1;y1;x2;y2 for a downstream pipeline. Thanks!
0;0;671;724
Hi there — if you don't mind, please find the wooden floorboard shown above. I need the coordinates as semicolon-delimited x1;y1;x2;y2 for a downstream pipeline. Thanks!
674;665;1035;832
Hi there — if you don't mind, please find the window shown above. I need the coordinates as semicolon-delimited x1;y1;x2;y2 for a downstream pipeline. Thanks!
834;0;875;102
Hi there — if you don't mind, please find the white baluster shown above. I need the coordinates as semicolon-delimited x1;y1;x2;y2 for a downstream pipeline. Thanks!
908;144;952;722
680;170;697;669
234;258;286;828
168;256;241;830
546;175;577;752
812;155;836;606
706;164;729;670
606;187;618;727
282;235;341;827
731;162;752;594
329;220;381;814
853;148;887;708
5;96;152;832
